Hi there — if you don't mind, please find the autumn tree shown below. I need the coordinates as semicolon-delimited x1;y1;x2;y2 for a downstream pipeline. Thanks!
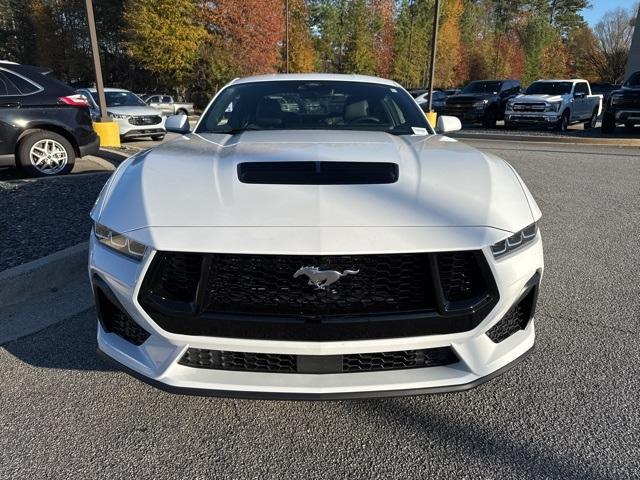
435;0;464;87
286;0;316;72
200;0;284;77
372;0;395;77
124;0;206;95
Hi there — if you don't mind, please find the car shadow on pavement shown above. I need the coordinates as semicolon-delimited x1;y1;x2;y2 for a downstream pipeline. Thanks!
2;308;116;372
360;397;605;480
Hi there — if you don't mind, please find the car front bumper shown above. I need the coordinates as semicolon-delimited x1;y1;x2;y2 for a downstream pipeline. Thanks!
89;233;543;399
111;117;166;137
505;112;559;125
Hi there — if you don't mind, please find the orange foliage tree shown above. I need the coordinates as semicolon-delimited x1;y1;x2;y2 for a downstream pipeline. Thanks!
199;0;284;76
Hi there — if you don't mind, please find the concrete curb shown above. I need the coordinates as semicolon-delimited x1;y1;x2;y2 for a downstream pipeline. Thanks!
451;132;640;147
0;242;88;308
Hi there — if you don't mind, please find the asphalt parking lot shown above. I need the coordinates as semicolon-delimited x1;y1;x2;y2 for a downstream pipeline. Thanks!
1;138;638;479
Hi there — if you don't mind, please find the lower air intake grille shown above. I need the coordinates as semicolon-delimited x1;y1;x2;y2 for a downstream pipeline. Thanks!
486;286;537;343
179;349;296;373
95;287;150;346
342;347;458;372
178;347;458;374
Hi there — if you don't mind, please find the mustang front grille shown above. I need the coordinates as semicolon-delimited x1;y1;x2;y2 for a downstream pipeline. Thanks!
178;347;459;374
139;251;498;341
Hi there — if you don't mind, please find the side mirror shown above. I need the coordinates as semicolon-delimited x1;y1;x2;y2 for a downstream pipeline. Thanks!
165;114;190;134
436;115;462;133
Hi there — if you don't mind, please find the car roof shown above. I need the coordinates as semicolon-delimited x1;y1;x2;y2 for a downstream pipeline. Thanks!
81;87;131;93
533;79;587;83
230;73;401;87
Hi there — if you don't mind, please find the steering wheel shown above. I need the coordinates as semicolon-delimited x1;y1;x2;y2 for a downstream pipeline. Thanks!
349;116;381;124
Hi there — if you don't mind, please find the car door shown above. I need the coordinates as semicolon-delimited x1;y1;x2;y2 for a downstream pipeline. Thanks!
573;83;588;120
0;70;24;157
146;95;163;111
160;96;173;115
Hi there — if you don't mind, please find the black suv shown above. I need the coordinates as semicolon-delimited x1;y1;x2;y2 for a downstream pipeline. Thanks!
0;62;99;177
601;72;640;133
444;79;521;128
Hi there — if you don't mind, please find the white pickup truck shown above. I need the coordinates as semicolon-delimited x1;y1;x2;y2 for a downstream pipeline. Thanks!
504;79;602;131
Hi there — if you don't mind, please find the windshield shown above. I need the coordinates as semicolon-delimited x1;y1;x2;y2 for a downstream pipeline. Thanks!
462;81;502;94
525;82;572;95
624;72;640;86
90;90;146;107
196;80;430;135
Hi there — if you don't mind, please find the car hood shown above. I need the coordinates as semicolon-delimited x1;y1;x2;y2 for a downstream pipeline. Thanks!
107;106;163;116
515;94;564;102
94;130;535;235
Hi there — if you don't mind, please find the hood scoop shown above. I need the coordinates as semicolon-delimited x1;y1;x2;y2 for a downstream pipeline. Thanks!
237;161;399;185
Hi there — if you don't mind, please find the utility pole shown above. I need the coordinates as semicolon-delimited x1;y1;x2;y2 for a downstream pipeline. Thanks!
85;0;108;122
285;0;290;73
426;0;440;115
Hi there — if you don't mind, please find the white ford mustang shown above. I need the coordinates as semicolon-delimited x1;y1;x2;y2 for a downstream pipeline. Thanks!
89;74;543;399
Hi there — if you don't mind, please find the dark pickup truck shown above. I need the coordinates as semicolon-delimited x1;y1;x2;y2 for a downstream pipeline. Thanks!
601;72;640;133
444;79;521;128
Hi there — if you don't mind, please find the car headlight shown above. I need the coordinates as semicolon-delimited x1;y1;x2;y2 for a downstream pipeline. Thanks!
506;100;515;109
545;102;562;112
473;100;488;108
94;223;147;260
108;111;129;119
491;222;538;258
610;94;624;106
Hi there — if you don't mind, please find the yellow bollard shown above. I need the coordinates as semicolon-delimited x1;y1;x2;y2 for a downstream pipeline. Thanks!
426;111;438;128
93;121;120;148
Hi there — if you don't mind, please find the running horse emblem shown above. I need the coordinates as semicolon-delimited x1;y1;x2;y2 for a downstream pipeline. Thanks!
293;266;360;290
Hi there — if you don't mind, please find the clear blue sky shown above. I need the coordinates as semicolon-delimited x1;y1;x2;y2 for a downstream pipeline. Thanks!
583;0;637;26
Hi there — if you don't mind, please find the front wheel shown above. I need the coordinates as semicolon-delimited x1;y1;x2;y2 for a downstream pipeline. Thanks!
482;110;497;128
556;111;569;132
601;112;616;133
584;109;598;129
16;130;75;177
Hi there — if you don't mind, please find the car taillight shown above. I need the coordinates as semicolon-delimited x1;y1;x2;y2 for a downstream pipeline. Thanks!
59;94;89;107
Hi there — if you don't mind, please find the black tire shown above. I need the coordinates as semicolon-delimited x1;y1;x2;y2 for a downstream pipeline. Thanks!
584;109;598;129
482;109;497;128
601;112;616;133
556;111;569;132
16;130;75;177
151;135;165;141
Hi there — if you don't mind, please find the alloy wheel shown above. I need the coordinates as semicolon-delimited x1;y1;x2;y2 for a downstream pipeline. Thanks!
29;139;69;175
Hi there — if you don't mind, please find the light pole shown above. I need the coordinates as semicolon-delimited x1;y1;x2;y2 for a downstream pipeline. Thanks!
426;0;440;121
85;0;108;122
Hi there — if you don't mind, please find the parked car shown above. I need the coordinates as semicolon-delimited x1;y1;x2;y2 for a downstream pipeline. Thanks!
504;79;602;132
408;89;428;98
601;72;640;133
89;73;543;399
590;83;621;104
77;88;166;141
0;61;98;177
414;89;446;114
144;94;195;116
444;79;521;128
